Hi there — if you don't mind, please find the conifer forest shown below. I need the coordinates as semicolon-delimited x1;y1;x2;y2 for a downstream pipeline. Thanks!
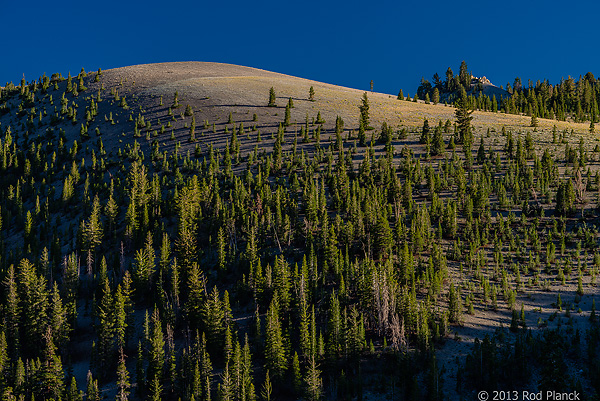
0;61;599;400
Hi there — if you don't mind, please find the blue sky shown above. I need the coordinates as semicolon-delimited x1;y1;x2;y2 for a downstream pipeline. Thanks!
2;0;599;95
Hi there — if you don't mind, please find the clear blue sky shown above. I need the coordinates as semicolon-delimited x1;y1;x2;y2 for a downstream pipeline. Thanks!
2;0;599;96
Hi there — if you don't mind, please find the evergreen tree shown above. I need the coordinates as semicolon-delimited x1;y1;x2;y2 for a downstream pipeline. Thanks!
459;60;470;89
4;264;20;360
67;376;83;401
432;88;440;104
219;363;234;401
87;371;100;401
531;113;539;127
203;286;225;351
187;262;205;328
359;92;370;130
284;102;291;127
304;356;322;401
0;330;7;391
265;296;286;378
50;281;69;347
432;126;445;156
291;352;302;395
149;375;163;401
261;370;272;401
41;327;64;399
116;348;130;401
477;137;486;164
374;215;393;259
455;92;473;144
97;278;114;373
326;291;341;356
148;308;165;384
420;119;431;144
448;282;462;323
268;87;276;107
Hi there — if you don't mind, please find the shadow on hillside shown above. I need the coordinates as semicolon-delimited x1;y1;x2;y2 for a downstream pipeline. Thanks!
212;104;275;109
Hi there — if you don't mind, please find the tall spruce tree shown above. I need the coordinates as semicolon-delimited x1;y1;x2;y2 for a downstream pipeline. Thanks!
455;92;473;144
265;296;287;378
268;87;276;107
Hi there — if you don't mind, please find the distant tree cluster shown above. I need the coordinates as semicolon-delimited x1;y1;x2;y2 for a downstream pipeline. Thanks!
415;61;600;125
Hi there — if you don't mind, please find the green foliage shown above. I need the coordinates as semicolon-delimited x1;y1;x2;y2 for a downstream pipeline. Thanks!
455;93;473;144
268;87;276;107
265;296;287;378
1;62;599;401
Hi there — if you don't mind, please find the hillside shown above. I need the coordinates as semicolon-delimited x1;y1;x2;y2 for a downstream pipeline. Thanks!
0;62;599;401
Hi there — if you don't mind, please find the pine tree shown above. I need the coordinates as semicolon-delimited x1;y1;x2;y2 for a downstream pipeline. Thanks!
448;282;462;323
326;291;341;356
4;264;20;360
116;348;130;401
432;88;440;104
224;325;233;362
136;340;146;397
114;285;127;350
577;270;584;296
149;375;163;401
219;363;234;401
203;286;225;351
309;86;315;101
97;278;114;373
148;308;165;384
268;87;276;107
67;376;83;401
304;356;322;401
477;137;486;164
41;326;64;399
265;296;286;378
86;371;100;401
20;258;50;352
374;215;393;259
83;194;103;254
187;262;205;328
217;226;227;271
531;113;539;127
261;370;272;401
420;119;431;144
0;330;7;390
291;352;302;395
133;232;155;294
298;295;310;360
190;115;196;142
200;333;213;401
455;93;473;144
359;92;370;131
50;281;68;347
459;60;470;89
